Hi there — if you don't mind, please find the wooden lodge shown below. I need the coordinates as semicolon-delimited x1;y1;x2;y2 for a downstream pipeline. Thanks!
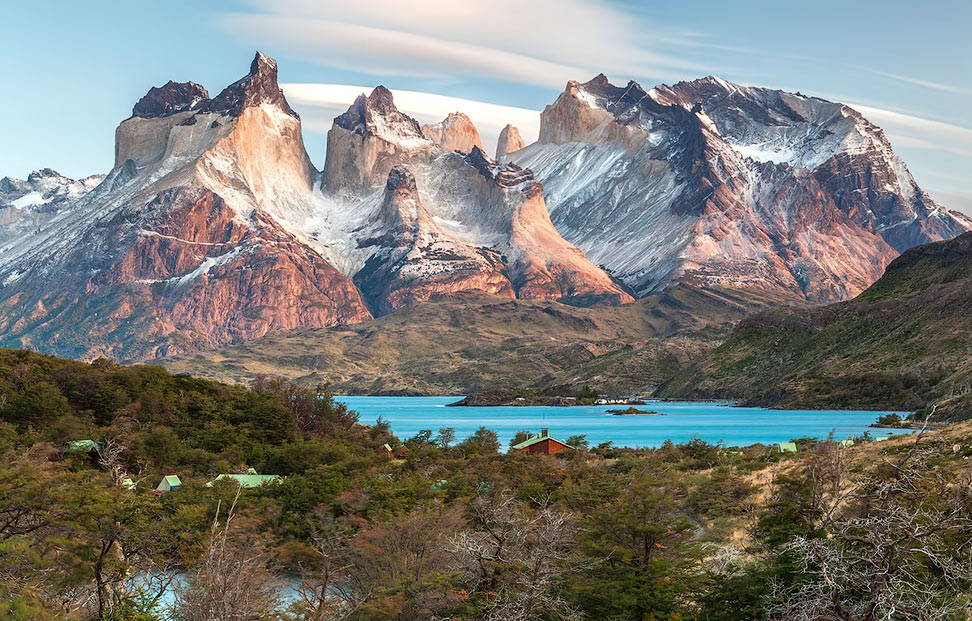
511;428;572;455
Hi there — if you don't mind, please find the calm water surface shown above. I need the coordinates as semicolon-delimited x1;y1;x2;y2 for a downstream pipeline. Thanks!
336;396;912;449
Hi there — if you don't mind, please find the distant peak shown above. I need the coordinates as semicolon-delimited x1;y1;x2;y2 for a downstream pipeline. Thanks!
421;111;482;153
586;73;611;88
368;85;397;112
496;124;525;158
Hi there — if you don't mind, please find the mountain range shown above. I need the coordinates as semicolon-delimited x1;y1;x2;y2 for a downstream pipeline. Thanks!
0;52;966;362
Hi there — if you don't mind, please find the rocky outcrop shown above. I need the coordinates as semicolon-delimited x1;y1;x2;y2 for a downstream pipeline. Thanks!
421;112;483;154
512;74;970;302
202;51;298;119
0;52;370;362
131;81;210;119
496;124;525;157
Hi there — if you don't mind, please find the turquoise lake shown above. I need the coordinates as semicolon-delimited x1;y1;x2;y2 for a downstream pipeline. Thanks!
335;396;913;449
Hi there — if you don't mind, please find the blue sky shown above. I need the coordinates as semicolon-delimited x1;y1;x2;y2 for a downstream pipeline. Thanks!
3;0;970;211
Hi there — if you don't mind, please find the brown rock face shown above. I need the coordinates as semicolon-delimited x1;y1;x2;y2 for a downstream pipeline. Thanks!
321;86;435;195
496;124;526;157
421;112;484;154
0;188;369;361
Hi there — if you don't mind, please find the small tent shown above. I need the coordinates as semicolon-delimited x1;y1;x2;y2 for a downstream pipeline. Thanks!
156;475;181;492
778;442;797;453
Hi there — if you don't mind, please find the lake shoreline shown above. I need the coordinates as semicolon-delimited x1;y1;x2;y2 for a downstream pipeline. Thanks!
338;396;913;450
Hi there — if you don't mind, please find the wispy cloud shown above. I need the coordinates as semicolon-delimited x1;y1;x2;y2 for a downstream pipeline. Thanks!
847;102;972;155
873;71;971;95
282;83;541;157
219;0;713;88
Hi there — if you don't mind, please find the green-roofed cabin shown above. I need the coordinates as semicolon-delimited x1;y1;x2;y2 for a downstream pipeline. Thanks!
156;475;181;492
206;473;281;488
511;428;572;455
778;442;797;453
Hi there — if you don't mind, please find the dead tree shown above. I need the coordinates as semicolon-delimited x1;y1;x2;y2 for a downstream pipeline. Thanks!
170;491;281;621
449;491;583;620
769;425;972;620
293;517;369;621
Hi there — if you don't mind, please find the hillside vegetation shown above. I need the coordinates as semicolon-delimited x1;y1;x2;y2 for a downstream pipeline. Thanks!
661;232;972;420
162;286;795;395
3;347;972;619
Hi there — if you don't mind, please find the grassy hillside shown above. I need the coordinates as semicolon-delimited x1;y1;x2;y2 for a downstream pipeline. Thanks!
161;286;796;395
661;233;972;419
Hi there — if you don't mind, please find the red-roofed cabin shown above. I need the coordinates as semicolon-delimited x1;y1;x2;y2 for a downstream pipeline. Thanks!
511;428;572;455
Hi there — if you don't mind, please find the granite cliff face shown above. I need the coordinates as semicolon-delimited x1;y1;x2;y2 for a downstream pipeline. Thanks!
311;88;632;313
509;75;970;302
0;53;370;361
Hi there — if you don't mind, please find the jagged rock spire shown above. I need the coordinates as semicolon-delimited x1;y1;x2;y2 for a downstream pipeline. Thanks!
496;124;525;157
204;51;298;118
334;86;424;140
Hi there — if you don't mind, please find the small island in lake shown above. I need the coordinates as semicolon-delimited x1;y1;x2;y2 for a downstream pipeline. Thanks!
607;407;664;416
448;389;584;407
448;387;647;407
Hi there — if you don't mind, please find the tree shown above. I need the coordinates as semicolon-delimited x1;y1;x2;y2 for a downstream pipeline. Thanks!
569;472;700;618
435;427;456;449
251;376;358;435
406;429;434;448
290;516;364;621
458;427;500;455
565;435;589;450
510;430;532;450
